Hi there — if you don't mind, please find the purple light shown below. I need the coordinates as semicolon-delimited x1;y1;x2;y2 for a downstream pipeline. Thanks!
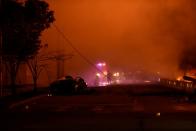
97;63;103;67
97;62;106;67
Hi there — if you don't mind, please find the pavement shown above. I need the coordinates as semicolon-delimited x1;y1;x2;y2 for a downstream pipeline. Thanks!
1;84;196;130
0;87;48;111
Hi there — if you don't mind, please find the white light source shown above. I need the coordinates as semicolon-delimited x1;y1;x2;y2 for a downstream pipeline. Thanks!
103;71;108;75
156;112;161;117
96;73;101;77
97;62;106;67
113;72;120;77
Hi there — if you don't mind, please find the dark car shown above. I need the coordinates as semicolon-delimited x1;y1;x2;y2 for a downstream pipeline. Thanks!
75;77;87;93
49;76;87;95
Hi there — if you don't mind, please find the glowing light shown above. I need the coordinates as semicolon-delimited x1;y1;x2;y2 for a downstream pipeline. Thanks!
177;76;183;81
97;63;102;67
144;80;151;83
25;105;29;110
116;80;120;83
99;82;109;86
156;112;161;117
113;72;120;77
96;73;101;77
97;62;106;67
95;62;109;86
48;94;52;96
103;71;108;75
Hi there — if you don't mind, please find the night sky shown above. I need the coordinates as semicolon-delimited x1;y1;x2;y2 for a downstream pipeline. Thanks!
42;0;196;81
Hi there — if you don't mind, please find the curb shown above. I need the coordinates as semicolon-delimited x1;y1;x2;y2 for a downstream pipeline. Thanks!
9;94;46;109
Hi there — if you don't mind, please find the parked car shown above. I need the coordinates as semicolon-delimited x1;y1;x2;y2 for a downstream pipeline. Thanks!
49;76;87;95
75;77;87;93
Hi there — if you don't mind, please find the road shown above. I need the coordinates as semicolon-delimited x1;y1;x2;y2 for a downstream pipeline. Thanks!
1;84;196;130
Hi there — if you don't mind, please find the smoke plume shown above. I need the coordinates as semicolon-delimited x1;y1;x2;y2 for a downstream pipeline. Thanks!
42;0;196;80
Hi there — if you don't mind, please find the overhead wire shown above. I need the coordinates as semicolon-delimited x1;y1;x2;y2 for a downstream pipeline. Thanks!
52;23;105;75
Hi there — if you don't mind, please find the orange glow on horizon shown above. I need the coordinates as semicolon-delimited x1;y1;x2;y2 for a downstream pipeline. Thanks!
42;0;196;81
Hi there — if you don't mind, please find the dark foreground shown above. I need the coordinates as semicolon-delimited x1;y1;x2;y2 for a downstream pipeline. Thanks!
1;84;196;130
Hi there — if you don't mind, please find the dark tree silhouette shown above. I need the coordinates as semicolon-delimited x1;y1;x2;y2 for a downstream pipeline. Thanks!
1;0;27;95
25;0;55;93
1;0;54;95
27;49;47;93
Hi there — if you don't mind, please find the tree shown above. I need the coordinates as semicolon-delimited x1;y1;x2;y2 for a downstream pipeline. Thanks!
1;0;54;95
1;0;28;95
27;47;73;92
24;0;55;93
27;45;48;93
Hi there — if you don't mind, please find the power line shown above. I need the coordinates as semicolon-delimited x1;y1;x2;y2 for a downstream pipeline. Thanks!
52;23;105;74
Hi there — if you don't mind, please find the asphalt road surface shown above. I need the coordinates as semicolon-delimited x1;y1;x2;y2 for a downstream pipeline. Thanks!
1;84;196;130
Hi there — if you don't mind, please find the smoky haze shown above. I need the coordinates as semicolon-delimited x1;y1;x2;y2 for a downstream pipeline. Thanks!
42;0;196;81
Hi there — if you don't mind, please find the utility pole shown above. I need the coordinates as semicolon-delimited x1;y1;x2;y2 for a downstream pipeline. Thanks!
46;52;73;79
56;54;66;79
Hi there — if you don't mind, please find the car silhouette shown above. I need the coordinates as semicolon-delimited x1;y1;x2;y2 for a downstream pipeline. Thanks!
49;76;87;95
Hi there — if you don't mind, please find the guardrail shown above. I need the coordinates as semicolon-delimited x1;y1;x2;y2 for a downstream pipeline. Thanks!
160;79;196;94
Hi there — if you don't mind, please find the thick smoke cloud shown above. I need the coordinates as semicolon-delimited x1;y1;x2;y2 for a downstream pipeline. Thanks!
161;0;196;73
43;0;196;80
